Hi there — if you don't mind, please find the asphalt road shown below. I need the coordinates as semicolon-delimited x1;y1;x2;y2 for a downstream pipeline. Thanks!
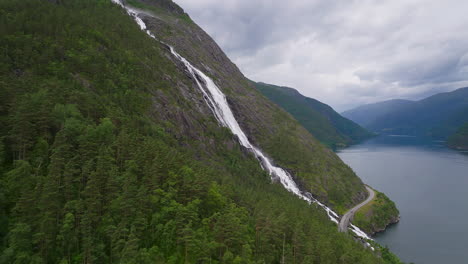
339;186;375;233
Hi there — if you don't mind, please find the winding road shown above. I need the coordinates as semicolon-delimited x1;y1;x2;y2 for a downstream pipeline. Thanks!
339;186;375;233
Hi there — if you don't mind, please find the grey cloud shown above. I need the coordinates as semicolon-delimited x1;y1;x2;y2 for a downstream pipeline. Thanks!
175;0;468;111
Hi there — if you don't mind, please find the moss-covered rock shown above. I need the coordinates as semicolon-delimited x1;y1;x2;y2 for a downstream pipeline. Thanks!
129;0;368;210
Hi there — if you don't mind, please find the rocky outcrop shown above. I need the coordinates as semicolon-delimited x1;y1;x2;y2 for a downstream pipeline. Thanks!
352;190;400;235
370;215;400;236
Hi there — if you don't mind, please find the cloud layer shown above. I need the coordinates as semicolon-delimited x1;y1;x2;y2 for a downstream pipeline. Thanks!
174;0;468;111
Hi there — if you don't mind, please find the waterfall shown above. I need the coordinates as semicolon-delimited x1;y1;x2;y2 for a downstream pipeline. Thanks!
111;0;370;240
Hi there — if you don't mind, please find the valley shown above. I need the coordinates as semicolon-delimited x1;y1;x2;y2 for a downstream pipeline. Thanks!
342;88;468;142
254;82;374;149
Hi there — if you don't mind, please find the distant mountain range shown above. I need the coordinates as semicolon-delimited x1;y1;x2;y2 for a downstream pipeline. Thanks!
254;82;374;148
342;87;468;140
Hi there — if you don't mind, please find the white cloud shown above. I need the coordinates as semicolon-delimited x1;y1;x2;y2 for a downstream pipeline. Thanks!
174;0;468;111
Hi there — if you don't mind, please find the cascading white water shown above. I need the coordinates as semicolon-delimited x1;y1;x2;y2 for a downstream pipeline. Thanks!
111;0;371;240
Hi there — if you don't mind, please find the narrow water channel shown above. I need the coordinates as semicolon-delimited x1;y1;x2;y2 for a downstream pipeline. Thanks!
338;135;468;264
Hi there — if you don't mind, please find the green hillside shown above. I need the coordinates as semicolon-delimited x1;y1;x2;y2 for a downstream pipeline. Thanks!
254;82;374;149
353;190;400;235
448;122;468;150
0;0;401;263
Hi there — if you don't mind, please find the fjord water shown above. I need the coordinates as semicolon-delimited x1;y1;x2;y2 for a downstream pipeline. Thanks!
338;136;468;264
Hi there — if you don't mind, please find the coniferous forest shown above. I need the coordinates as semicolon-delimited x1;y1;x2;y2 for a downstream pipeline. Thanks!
0;0;403;263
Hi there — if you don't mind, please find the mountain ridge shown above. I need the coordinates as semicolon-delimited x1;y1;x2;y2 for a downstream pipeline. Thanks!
342;87;468;139
341;99;414;128
254;82;374;148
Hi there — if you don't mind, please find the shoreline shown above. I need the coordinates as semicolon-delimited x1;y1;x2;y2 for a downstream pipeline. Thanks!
338;186;375;233
348;186;400;237
369;215;400;237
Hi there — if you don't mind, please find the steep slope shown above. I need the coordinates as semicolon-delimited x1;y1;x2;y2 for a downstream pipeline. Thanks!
342;87;468;139
131;0;371;209
254;82;374;148
448;122;468;150
342;99;414;128
352;189;400;236
0;0;402;263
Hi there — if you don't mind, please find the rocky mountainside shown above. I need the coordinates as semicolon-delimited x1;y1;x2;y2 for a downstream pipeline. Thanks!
254;82;374;149
342;87;468;139
132;0;371;208
0;0;402;263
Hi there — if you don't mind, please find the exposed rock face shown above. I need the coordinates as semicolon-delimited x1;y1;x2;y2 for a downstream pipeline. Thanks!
129;0;368;210
371;216;400;236
129;0;185;15
356;209;400;236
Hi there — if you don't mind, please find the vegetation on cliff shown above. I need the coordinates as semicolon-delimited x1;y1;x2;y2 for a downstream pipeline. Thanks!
448;122;468;150
0;0;401;263
136;0;369;210
352;189;400;235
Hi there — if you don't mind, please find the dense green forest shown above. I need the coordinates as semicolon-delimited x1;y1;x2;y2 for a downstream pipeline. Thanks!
0;0;403;263
254;82;373;149
352;191;400;235
447;122;468;150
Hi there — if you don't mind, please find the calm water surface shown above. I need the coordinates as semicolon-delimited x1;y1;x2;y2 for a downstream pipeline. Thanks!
337;135;468;264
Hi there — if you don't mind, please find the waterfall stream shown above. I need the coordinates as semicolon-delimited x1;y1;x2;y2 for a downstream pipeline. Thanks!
111;0;370;240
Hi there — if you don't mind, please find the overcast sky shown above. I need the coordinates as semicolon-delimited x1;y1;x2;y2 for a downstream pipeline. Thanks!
174;0;468;111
